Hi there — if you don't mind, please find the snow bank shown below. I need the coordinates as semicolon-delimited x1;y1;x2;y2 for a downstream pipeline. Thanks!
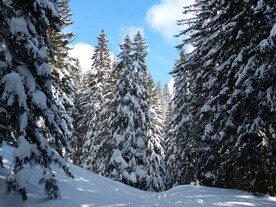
0;144;275;206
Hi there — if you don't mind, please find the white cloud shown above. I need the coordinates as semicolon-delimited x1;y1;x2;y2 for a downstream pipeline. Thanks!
168;78;175;94
69;42;116;73
146;0;194;43
69;42;94;72
120;25;145;39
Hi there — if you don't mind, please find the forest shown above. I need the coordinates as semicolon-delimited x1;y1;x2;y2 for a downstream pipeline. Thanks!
0;0;275;201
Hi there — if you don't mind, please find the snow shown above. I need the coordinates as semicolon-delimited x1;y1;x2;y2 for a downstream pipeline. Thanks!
236;30;244;39
200;104;211;113
254;64;265;78
129;172;137;183
17;65;36;93
269;124;276;139
271;23;276;37
204;123;213;137
258;24;276;53
19;112;28;133
39;0;60;19
10;17;30;39
254;0;264;13
13;136;32;160
1;144;276;206
205;171;216;179
1;72;26;107
265;86;275;112
32;90;47;109
110;149;128;168
14;168;32;189
0;42;12;68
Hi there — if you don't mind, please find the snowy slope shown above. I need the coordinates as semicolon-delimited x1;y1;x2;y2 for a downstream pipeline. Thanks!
0;144;275;207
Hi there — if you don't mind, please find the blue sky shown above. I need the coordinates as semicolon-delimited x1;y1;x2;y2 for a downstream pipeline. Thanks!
68;0;194;86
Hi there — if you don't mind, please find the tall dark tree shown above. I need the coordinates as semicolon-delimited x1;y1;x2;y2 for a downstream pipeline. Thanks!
48;0;74;70
48;0;78;155
171;0;276;195
166;50;196;188
0;0;73;200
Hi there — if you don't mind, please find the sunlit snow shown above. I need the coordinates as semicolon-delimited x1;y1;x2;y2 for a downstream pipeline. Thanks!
0;144;275;207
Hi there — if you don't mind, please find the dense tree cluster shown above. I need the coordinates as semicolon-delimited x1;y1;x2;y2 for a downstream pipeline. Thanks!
0;0;74;200
77;32;167;192
0;0;275;201
168;0;276;195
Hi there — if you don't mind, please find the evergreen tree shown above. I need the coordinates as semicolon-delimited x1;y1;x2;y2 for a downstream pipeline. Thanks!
162;83;174;149
80;30;113;171
132;32;149;116
172;0;276;195
162;84;173;120
89;67;118;175
108;35;149;190
48;0;74;70
0;0;73;200
166;50;196;188
69;58;84;165
133;31;165;191
146;75;166;192
48;0;78;156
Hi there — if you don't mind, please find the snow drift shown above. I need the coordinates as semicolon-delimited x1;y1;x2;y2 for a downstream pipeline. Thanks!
0;143;275;207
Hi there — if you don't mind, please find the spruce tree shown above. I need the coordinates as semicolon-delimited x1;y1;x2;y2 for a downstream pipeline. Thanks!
166;50;196;188
132;31;149;116
162;83;174;150
69;58;84;165
146;75;166;192
133;31;165;191
0;0;73;200
48;0;78;156
172;0;276;195
80;30;113;171
108;35;149;190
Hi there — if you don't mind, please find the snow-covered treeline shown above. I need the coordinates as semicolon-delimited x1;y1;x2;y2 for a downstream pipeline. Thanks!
0;0;275;201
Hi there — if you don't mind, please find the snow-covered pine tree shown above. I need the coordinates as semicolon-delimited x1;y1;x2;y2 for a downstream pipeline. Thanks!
165;50;197;189
0;0;73;200
86;58;119;175
108;35;149;190
68;59;84;165
79;30;113;172
133;31;165;192
162;83;174;150
146;75;166;192
48;0;78;156
132;31;149;117
74;69;91;164
175;0;276;195
162;84;173;123
48;0;75;70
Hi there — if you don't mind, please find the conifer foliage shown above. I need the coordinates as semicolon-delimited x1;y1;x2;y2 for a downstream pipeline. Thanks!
48;0;79;155
79;30;113;172
108;35;149;190
146;76;166;192
2;0;275;200
166;50;193;188
0;0;73;200
171;0;276;195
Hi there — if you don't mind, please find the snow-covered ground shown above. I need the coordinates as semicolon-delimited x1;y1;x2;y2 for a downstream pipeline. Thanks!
0;143;275;207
